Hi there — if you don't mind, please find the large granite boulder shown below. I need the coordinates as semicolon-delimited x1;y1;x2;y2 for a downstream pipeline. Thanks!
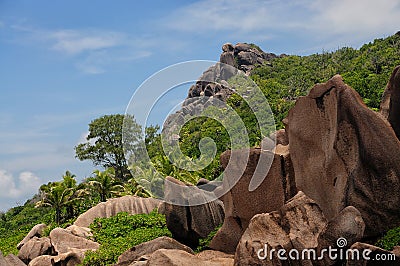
380;65;400;139
316;206;365;266
28;250;84;266
233;43;277;74
145;249;234;266
234;191;327;265
65;225;92;239
49;228;99;254
17;223;47;250
17;237;52;264
346;242;400;266
286;74;400;238
209;146;295;253
74;195;161;227
234;192;366;266
159;176;225;249
116;236;194;266
0;251;26;266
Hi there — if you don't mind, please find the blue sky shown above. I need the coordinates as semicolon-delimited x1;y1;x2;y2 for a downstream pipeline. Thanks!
0;0;399;211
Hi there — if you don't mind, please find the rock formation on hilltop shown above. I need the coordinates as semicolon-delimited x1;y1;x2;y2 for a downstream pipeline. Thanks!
187;42;279;100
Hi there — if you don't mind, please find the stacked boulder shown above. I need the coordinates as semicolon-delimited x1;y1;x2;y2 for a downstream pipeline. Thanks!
12;196;161;266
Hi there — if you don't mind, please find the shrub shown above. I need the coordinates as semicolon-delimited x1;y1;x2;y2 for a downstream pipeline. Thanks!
195;224;222;253
81;210;171;266
376;226;400;251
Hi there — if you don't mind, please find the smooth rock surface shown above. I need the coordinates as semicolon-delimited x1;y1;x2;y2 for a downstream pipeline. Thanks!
286;74;400;238
116;236;194;266
74;195;161;228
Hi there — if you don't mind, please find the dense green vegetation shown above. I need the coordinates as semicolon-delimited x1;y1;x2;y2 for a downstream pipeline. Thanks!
0;203;53;255
376;227;400;251
252;33;400;128
1;33;400;258
82;211;171;266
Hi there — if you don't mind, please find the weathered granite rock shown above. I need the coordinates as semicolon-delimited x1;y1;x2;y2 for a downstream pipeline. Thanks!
210;146;295;253
4;254;26;266
346;242;400;266
145;249;234;266
380;65;400;140
159;177;224;249
0;251;26;266
49;228;99;254
234;191;326;266
316;206;365;266
65;225;92;239
74;196;161;228
286;74;400;238
18;237;52;264
116;236;194;266
17;224;47;250
28;250;84;266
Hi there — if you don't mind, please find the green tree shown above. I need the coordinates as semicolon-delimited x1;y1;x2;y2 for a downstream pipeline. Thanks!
75;114;142;180
89;168;124;202
61;171;87;219
36;182;75;225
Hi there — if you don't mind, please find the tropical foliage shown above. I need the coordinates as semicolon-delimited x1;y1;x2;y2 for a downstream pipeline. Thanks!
82;210;171;266
75;114;142;181
1;32;400;257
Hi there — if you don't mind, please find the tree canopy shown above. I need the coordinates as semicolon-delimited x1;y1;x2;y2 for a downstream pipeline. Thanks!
75;114;142;180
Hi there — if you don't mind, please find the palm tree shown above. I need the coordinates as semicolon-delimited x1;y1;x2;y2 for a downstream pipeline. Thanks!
89;168;124;202
61;171;87;219
36;183;75;224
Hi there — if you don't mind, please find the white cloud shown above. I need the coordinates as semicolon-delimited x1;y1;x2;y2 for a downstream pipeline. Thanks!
165;0;400;50
77;131;97;146
75;49;152;75
0;170;41;199
50;29;124;55
8;25;153;74
310;0;400;35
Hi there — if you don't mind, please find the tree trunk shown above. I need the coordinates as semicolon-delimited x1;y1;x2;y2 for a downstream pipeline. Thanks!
56;208;61;225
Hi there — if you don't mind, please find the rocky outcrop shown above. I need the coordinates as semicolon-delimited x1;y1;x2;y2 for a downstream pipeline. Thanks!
17;223;47;250
49;228;99;254
234;191;327;265
346;242;400;266
0;251;26;266
65;225;92;239
286;74;400;238
209;146;296;254
74;195;161;227
380;65;400;140
159;176;225;249
233;193;366;266
144;249;234;266
187;42;278;101
233;43;277;74
316;206;365;265
116;236;194;266
17;237;52;264
28;250;84;266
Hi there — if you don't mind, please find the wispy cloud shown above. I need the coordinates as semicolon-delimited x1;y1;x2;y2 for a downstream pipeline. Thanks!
50;29;124;55
165;0;400;51
76;49;152;74
7;25;153;74
309;0;400;36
